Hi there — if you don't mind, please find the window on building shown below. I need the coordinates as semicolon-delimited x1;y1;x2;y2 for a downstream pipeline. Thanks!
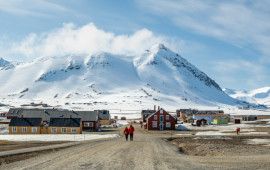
152;121;157;128
51;128;57;133
84;122;94;127
32;127;37;133
71;128;77;133
166;115;169;120
84;122;90;127
160;109;163;114
160;115;164;122
12;127;17;132
61;128;67;133
166;122;171;128
22;127;27;133
154;115;157;120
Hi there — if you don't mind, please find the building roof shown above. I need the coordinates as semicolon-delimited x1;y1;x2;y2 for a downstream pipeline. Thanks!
49;118;81;127
141;110;156;115
9;118;42;126
7;108;24;117
8;109;99;122
193;114;229;118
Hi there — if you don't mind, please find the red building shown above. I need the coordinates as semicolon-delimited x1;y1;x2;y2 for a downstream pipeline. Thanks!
147;108;176;130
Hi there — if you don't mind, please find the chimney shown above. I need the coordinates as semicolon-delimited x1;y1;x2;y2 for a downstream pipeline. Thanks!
154;105;156;111
158;106;160;110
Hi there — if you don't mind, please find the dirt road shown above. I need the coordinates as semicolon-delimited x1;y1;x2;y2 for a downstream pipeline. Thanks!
1;125;270;170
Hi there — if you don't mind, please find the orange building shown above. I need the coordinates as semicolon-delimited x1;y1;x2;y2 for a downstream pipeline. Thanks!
9;118;42;134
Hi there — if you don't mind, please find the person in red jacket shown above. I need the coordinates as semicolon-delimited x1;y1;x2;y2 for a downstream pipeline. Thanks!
123;127;129;141
129;124;135;141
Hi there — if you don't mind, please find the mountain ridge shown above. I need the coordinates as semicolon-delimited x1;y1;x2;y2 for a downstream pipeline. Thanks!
0;44;264;110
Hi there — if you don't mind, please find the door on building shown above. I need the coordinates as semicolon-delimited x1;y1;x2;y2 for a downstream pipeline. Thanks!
160;123;163;130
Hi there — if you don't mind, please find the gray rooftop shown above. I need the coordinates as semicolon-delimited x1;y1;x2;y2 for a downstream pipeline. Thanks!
8;109;98;122
49;118;81;127
9;118;42;126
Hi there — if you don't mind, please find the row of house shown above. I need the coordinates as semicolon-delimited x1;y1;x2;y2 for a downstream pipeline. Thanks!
9;117;82;134
176;109;225;122
7;108;111;134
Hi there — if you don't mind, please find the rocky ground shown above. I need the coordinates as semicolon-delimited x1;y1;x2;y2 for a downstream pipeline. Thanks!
167;136;270;156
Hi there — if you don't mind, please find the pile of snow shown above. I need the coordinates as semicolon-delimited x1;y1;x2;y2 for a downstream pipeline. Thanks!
176;123;270;136
246;139;270;146
0;124;9;134
194;136;232;139
0;134;120;141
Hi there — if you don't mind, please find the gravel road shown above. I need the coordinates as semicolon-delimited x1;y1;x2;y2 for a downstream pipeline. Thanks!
1;124;270;170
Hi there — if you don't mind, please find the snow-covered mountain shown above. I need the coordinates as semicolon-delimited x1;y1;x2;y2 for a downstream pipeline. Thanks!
0;44;261;110
0;58;14;70
223;87;270;106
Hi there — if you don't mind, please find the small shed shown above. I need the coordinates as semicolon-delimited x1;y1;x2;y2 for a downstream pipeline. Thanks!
213;117;228;125
242;115;257;121
233;119;241;124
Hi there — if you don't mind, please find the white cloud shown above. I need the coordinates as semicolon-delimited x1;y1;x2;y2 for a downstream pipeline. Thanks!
136;0;270;61
0;0;68;17
7;22;184;60
213;59;268;88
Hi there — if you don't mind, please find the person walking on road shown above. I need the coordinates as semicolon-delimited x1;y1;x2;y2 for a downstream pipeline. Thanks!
236;127;240;135
123;127;129;141
129;124;135;141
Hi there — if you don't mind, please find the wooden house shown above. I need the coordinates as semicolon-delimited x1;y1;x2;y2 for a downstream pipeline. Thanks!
48;118;82;134
242;115;257;121
141;110;156;122
96;110;111;125
7;108;100;131
213;117;228;125
9;118;42;134
233;119;241;124
147;108;176;130
193;114;229;125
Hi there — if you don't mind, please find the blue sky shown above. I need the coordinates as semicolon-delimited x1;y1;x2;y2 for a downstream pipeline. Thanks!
0;0;269;90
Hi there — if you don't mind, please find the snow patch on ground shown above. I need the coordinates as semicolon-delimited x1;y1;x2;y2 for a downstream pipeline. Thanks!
0;134;120;141
247;139;270;146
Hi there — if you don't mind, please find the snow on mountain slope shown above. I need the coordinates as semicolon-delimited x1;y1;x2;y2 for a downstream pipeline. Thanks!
223;87;270;106
0;44;262;111
0;58;14;70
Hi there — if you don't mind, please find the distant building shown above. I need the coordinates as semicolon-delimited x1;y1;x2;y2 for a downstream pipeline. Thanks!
213;117;229;125
242;115;257;121
7;108;100;131
95;110;111;125
48;118;82;134
141;110;156;122
147;108;176;130
9;118;42;134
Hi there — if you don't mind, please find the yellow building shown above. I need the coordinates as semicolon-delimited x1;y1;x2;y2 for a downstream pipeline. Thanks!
48;118;82;134
9;118;42;134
